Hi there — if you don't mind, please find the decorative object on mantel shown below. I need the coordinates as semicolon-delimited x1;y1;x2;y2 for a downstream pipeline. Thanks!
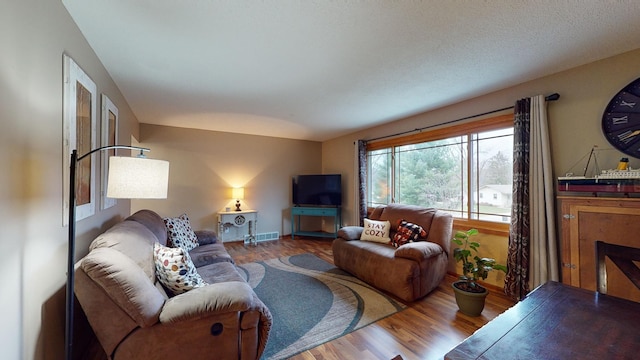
232;187;244;211
65;145;169;360
557;146;640;194
452;228;507;317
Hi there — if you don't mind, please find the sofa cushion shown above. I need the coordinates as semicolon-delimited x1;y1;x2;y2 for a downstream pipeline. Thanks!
392;220;427;247
369;205;385;220
154;243;207;295
90;220;158;281
194;230;218;245
197;261;247;285
332;238;420;301
360;219;391;243
163;213;199;252
189;243;235;267
82;247;164;328
378;204;436;234
159;281;256;324
127;209;168;246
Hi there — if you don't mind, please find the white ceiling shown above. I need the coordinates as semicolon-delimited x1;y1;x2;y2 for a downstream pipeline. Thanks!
62;1;640;142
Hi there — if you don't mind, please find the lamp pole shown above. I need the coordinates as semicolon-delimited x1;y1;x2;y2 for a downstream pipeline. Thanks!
65;145;151;360
65;149;77;360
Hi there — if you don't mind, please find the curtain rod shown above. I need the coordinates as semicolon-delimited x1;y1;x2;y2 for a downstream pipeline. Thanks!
365;93;560;143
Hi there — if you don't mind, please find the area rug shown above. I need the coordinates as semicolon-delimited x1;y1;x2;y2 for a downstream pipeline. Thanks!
236;253;406;360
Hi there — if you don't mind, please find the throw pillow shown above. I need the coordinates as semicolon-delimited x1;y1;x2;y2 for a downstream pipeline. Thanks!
360;218;392;243
392;219;427;248
153;242;207;296
163;213;199;252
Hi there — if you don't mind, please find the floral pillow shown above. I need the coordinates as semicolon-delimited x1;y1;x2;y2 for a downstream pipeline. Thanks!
391;219;427;248
154;242;207;296
163;213;199;252
360;218;392;243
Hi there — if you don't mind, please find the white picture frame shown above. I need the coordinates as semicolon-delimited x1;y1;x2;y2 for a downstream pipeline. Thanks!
101;94;118;209
63;54;97;225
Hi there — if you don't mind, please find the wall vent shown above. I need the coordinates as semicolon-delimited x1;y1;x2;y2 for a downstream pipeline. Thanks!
244;231;280;244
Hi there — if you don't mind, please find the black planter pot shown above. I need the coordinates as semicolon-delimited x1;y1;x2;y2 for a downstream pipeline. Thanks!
452;280;488;317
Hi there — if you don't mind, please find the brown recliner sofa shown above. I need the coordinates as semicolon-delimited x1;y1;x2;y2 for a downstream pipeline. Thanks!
74;209;271;359
332;204;453;302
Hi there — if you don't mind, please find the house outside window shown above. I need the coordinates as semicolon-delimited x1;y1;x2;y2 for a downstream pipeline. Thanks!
367;114;513;224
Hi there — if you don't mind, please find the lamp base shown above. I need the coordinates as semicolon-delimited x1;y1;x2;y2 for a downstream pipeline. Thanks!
235;200;242;211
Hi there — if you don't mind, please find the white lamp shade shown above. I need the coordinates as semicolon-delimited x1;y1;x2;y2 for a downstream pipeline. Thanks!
232;187;244;200
107;156;169;199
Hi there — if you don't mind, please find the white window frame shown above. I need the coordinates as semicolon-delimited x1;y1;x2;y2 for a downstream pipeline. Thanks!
365;114;514;231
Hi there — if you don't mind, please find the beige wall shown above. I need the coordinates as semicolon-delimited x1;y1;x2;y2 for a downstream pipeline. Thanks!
2;1;142;359
323;48;640;288
4;0;640;357
133;124;322;236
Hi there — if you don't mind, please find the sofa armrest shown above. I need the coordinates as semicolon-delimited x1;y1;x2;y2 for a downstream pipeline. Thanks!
337;226;363;240
195;230;218;245
394;241;444;262
159;281;255;323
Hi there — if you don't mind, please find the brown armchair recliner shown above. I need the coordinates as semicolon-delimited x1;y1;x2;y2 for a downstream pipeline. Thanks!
332;203;453;302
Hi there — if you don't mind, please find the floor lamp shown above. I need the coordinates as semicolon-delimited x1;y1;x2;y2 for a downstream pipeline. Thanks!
65;145;169;360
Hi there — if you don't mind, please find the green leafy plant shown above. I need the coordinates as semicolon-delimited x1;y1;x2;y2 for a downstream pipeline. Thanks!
452;228;507;293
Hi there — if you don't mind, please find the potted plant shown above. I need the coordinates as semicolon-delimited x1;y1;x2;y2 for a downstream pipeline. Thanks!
452;228;507;317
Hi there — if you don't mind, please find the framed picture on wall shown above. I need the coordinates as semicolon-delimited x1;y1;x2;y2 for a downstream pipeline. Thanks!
63;54;97;225
101;94;118;209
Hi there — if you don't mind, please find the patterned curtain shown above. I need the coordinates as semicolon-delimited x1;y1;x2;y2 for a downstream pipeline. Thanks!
505;95;559;301
505;98;531;301
357;140;368;226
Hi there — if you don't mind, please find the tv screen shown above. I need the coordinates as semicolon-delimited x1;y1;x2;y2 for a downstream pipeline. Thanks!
293;174;342;206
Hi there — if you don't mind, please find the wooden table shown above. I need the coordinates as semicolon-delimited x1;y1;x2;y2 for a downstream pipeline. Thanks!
445;281;640;359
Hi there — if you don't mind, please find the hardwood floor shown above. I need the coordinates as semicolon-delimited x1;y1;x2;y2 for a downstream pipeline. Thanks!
225;237;515;360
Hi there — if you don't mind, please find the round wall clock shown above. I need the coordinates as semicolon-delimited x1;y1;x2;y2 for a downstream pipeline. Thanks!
602;77;640;159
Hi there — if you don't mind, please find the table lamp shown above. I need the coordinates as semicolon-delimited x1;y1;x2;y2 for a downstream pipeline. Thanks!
232;187;244;211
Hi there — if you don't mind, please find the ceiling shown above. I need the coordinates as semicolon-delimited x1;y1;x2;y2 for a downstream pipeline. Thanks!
62;1;640;142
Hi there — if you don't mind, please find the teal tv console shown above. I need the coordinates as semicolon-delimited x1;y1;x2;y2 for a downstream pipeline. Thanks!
290;206;341;239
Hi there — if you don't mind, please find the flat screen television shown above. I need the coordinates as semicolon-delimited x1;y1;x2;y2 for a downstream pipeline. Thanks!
292;174;342;207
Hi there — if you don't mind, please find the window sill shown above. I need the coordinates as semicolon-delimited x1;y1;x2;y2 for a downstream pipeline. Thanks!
452;218;509;237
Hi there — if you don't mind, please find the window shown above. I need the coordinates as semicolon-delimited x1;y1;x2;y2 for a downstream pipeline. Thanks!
367;114;513;224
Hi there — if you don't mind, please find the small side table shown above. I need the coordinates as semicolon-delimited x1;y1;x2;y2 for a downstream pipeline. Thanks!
217;210;257;245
